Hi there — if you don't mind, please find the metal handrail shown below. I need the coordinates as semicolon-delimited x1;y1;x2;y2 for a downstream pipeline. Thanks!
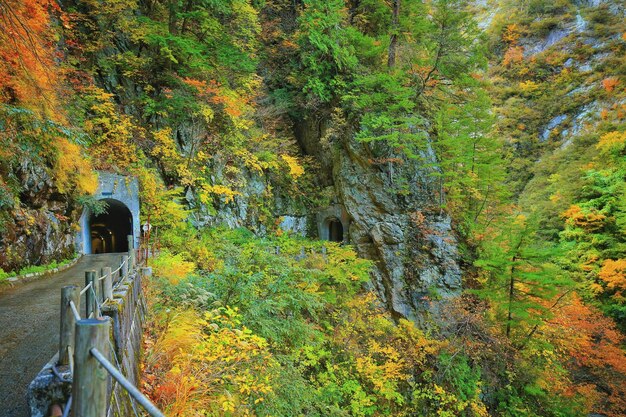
69;300;81;322
90;348;165;417
110;265;122;277
61;395;72;417
111;256;128;276
79;281;92;296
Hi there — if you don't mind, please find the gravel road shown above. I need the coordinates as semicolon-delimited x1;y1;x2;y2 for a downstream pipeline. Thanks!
0;254;122;417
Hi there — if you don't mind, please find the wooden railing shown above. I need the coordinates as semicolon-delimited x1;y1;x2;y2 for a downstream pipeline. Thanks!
54;235;164;417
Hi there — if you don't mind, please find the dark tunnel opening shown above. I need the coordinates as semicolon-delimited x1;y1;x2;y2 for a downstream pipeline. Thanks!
328;219;344;243
89;198;133;254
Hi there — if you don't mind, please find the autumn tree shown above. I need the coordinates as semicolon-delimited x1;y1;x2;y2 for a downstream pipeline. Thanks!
0;0;64;118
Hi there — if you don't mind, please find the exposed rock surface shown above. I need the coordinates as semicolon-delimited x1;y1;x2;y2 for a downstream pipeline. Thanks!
295;116;462;321
0;158;79;273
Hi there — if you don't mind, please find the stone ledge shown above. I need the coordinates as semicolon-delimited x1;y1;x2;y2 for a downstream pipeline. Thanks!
27;353;72;417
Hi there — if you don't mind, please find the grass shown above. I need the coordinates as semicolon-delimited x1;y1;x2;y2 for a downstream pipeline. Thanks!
0;255;77;283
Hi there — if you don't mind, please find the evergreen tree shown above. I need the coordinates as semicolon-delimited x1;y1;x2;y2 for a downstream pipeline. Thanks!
475;214;573;346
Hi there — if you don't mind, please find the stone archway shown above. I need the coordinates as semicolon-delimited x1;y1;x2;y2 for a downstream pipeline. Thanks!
317;204;349;243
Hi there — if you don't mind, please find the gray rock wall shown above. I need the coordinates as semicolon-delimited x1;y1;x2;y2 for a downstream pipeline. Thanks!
335;135;461;322
294;115;462;322
0;160;80;273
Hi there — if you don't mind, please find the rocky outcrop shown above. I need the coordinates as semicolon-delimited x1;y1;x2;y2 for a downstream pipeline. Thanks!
296;115;462;322
0;159;79;273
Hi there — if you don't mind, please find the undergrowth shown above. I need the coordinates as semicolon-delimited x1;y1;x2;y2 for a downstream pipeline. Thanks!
142;228;490;417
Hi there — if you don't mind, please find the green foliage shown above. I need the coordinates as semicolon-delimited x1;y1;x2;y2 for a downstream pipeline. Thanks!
0;268;10;281
7;0;624;415
434;89;508;240
147;229;496;416
295;0;357;105
344;73;426;154
77;196;108;216
0;255;76;282
158;228;370;348
475;214;573;342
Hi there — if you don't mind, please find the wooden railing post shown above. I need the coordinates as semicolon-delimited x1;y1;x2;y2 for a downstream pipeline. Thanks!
94;270;101;312
121;255;129;281
72;318;110;417
127;235;135;271
85;271;96;318
59;285;79;366
102;267;113;301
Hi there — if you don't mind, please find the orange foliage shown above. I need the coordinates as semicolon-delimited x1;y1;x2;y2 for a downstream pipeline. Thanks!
602;77;620;93
562;204;607;231
549;294;626;416
502;24;521;45
503;46;524;67
182;77;245;118
600;108;609;120
598;259;626;302
0;0;63;119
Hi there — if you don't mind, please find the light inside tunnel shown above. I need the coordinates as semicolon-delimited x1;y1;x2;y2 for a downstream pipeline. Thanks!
89;198;133;254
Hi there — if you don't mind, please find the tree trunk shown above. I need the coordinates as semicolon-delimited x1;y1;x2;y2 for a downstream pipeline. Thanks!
387;0;400;68
506;258;516;339
168;0;178;35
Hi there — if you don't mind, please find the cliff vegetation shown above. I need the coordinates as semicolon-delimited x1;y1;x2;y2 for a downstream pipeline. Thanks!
0;0;625;416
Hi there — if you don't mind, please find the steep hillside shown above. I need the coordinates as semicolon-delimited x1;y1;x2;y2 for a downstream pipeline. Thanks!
0;0;625;416
481;0;626;325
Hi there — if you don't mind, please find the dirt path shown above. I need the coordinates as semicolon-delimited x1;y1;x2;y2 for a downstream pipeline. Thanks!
0;254;123;417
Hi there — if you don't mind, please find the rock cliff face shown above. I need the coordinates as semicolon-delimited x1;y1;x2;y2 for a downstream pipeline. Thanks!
295;116;462;321
0;159;79;272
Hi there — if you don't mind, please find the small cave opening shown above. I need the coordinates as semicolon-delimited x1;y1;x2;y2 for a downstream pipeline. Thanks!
89;198;133;254
328;219;344;242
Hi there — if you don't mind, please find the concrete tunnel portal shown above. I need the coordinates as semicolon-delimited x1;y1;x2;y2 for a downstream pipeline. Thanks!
327;218;344;242
77;172;141;255
317;204;349;244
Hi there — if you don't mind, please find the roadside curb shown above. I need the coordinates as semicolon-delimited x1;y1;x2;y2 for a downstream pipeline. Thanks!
0;255;83;290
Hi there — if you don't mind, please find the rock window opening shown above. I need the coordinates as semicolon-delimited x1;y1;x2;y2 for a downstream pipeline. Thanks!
328;219;344;242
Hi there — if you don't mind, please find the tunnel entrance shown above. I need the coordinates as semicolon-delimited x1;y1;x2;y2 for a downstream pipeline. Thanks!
89;198;133;254
328;219;344;242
